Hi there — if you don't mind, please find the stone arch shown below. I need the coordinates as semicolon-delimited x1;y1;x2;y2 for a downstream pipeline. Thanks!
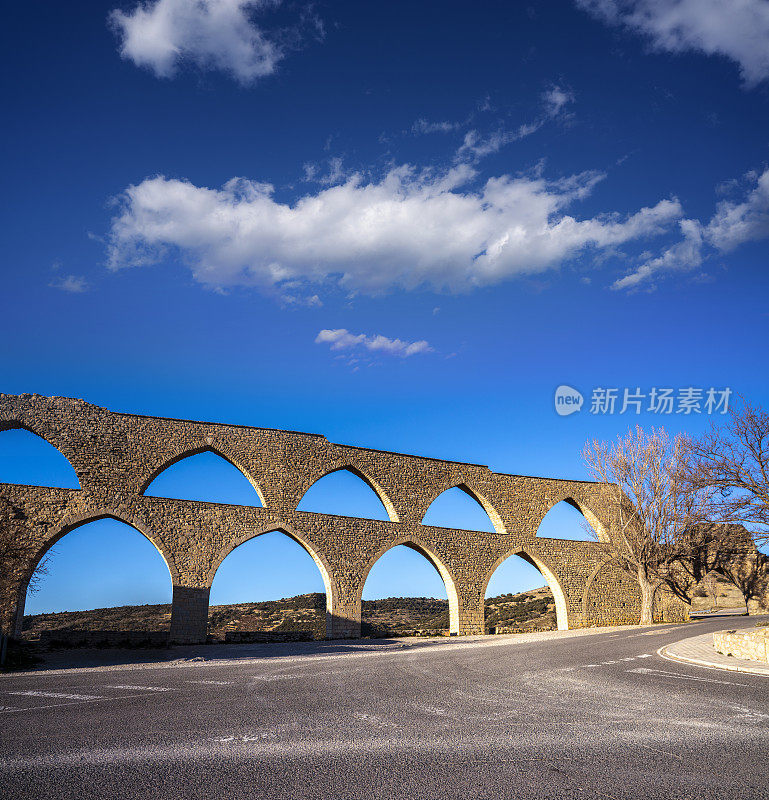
421;481;506;534
0;420;81;489
482;547;569;630
206;522;337;638
296;464;400;523
139;443;266;506
359;536;460;635
538;493;610;543
12;508;177;636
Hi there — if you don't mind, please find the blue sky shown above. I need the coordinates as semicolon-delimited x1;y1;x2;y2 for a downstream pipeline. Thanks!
1;1;768;615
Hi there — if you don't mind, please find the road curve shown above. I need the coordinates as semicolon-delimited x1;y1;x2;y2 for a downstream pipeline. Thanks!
1;617;767;800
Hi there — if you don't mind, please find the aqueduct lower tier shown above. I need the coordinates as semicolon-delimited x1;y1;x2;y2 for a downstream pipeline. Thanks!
0;394;686;643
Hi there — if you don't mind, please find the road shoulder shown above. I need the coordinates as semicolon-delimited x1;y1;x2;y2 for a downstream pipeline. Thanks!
660;631;769;677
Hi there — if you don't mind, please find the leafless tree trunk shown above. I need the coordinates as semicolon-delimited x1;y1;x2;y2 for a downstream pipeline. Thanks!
636;564;657;626
583;427;717;626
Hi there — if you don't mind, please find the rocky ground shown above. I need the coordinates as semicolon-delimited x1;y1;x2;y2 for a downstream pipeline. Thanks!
20;586;558;641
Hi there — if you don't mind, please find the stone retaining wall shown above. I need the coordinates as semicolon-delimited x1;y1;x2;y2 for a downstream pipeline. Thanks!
713;629;769;663
39;630;169;648
223;630;314;643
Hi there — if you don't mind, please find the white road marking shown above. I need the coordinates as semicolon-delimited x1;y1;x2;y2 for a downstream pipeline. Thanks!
105;685;172;692
188;680;232;686
0;687;176;715
635;742;684;761
354;712;399;729
561;654;656;672
628;667;748;686
6;691;105;701
211;733;277;743
730;705;769;722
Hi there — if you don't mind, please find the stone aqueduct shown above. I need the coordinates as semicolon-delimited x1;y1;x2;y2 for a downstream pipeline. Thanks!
0;394;686;643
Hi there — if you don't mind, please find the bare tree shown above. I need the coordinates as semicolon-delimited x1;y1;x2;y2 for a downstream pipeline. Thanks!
583;427;716;625
660;522;762;613
683;399;769;547
701;573;721;611
719;547;769;614
658;523;734;608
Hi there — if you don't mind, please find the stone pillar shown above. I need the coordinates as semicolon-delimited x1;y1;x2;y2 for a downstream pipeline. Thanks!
0;572;27;639
456;585;485;636
327;584;361;639
169;585;210;644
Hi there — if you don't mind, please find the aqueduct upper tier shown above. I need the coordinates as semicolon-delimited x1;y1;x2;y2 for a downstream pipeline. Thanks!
0;393;685;643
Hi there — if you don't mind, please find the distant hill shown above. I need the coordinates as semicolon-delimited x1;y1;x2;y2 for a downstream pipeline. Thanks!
21;586;557;641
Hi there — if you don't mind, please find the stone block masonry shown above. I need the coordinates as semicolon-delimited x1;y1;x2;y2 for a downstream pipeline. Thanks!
714;629;769;663
0;393;687;644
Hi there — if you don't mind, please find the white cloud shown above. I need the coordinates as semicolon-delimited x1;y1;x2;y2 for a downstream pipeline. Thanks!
315;329;432;357
107;163;682;296
612;218;703;289
613;168;769;289
706;167;769;250
109;0;283;83
577;0;769;87
50;275;90;293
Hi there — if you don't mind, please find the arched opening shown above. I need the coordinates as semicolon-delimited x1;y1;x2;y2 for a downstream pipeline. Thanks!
536;499;596;541
484;551;568;632
20;518;173;644
208;530;330;641
421;485;499;532
297;468;393;521
360;543;459;637
143;449;262;506
0;427;80;489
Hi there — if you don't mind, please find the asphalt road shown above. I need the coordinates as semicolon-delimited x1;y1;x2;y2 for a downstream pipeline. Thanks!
1;617;768;800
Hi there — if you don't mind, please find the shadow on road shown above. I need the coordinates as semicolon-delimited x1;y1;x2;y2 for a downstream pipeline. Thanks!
4;635;459;673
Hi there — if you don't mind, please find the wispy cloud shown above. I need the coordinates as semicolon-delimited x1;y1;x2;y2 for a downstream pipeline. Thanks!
456;85;575;161
109;0;290;84
542;85;576;117
315;329;432;358
577;0;769;87
303;157;348;186
613;167;769;289
50;275;90;293
412;118;464;135
455;122;541;161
